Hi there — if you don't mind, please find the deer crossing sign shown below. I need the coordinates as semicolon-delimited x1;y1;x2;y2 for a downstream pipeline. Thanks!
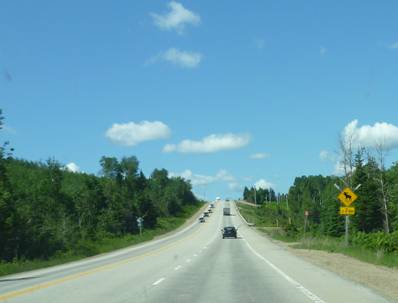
338;188;358;207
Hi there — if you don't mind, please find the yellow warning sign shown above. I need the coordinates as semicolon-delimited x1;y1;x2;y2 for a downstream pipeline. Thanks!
339;207;355;215
338;188;358;206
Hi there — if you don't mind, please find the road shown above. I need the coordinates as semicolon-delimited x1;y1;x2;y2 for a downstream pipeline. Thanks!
0;201;394;303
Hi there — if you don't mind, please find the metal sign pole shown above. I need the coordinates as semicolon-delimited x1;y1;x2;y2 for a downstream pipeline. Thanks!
344;215;349;246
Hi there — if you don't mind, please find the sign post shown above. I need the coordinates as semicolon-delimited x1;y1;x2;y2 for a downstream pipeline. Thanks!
137;217;144;236
304;210;309;236
337;187;358;246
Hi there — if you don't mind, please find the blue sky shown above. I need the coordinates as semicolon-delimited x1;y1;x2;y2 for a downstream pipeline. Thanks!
1;0;398;200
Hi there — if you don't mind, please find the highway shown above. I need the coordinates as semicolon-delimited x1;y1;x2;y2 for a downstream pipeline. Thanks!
0;201;394;303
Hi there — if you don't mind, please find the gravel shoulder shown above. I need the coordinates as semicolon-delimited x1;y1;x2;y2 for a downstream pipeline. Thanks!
262;232;398;302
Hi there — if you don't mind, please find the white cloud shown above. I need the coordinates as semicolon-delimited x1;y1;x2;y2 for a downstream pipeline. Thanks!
170;169;235;186
229;182;243;192
163;144;176;153
319;150;337;162
255;179;274;190
161;48;202;68
106;121;171;146
319;150;329;161
250;152;270;160
163;133;250;153
170;169;214;186
216;169;235;182
389;42;398;49
150;1;200;34
320;46;327;55
342;120;398;150
65;162;80;173
333;161;345;176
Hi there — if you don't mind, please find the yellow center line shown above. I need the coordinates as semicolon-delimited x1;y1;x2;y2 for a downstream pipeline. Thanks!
0;223;204;301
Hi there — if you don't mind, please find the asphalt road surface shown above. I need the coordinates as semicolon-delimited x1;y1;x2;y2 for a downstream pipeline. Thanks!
0;201;394;303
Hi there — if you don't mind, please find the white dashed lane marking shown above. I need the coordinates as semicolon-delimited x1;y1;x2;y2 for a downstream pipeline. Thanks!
174;265;182;271
152;278;165;286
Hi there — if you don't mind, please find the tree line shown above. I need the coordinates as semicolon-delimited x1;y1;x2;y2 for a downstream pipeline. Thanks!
241;149;398;248
286;151;398;235
0;110;198;262
243;186;277;204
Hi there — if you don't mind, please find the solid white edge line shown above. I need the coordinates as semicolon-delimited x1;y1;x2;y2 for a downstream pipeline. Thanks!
243;239;326;303
174;265;182;271
152;277;165;286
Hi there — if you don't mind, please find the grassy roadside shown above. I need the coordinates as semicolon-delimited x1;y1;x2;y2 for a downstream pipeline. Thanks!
0;203;203;277
237;202;398;268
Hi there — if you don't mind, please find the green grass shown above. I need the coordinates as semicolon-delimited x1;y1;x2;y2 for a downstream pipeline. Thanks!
293;236;398;268
237;203;264;226
237;202;398;268
0;203;203;277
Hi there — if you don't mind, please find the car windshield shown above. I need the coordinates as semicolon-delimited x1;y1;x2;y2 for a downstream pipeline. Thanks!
1;1;398;303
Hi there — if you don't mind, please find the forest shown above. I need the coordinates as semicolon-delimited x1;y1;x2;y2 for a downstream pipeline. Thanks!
0;110;199;263
242;150;398;252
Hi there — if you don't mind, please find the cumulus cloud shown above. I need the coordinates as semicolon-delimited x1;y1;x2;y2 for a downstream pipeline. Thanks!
229;182;243;192
170;169;235;186
170;169;214;186
150;1;200;34
342;120;398;150
65;162;80;173
250;152;270;160
333;161;346;176
161;48;202;68
216;169;235;182
255;179;274;190
319;150;337;162
163;133;250;153
106;121;171;146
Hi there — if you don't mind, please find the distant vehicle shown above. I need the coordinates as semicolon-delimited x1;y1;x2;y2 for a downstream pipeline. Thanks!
199;217;205;223
221;226;237;239
203;212;209;217
225;199;230;202
223;207;230;216
216;197;221;201
208;208;212;213
210;204;215;208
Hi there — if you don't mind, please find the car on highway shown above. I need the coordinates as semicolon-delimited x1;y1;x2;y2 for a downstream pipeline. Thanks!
199;217;205;223
203;212;209;217
210;204;215;208
221;226;237;239
208;208;212;213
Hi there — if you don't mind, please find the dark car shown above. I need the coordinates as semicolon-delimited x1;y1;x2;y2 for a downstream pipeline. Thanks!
203;212;209;217
199;217;205;223
221;226;237;239
208;209;212;213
